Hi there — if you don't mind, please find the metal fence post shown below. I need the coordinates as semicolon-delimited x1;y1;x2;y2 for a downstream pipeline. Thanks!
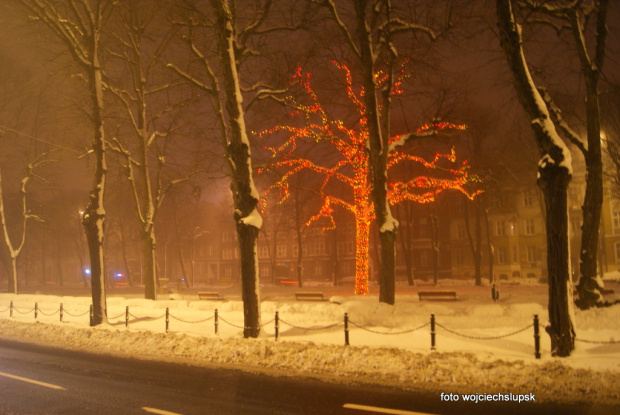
125;306;129;328
60;303;64;322
89;305;93;326
275;311;279;341
165;308;170;333
534;314;541;359
344;313;350;346
431;314;436;350
214;309;219;334
35;303;38;319
9;301;13;318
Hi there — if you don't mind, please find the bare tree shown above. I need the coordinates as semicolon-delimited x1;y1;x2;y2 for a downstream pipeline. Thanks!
18;0;115;325
321;0;452;304
170;0;302;337
0;159;44;293
104;1;195;299
513;1;610;310
496;0;578;356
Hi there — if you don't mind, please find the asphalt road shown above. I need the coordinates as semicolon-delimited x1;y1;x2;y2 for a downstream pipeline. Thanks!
0;339;615;415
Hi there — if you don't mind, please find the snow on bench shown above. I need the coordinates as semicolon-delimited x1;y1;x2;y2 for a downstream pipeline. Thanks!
418;290;457;301
198;292;223;301
295;292;327;301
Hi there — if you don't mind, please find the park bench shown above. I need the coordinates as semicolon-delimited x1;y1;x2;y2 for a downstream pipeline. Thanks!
198;292;223;301
418;290;457;301
572;288;615;296
295;292;327;301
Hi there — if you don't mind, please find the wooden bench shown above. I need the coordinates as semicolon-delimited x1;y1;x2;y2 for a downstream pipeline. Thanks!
418;290;457;301
198;292;223;301
572;288;615;296
295;292;327;301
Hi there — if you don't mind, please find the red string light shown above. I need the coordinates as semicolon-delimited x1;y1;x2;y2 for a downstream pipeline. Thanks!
258;63;480;296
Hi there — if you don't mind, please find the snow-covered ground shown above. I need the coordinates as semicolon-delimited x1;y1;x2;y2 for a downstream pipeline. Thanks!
1;281;620;407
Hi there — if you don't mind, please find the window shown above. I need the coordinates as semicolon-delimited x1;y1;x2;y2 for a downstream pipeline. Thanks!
495;221;505;236
526;246;538;263
523;191;533;207
525;219;535;235
338;241;355;256
292;244;307;257
454;249;465;266
457;223;466;239
613;211;620;234
277;244;287;258
260;265;270;277
615;242;620;264
512;246;518;263
497;247;507;265
310;242;326;256
259;246;269;259
420;250;428;267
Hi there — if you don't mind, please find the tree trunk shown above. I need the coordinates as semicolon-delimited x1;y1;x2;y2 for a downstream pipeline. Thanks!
354;217;371;295
497;0;576;355
540;165;576;356
378;230;396;304
577;81;605;308
484;207;494;284
238;222;261;338
354;0;397;302
431;211;440;286
210;0;262;338
464;200;482;286
83;58;108;326
141;229;157;299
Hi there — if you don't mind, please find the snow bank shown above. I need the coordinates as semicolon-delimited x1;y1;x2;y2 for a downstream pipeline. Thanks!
1;284;620;407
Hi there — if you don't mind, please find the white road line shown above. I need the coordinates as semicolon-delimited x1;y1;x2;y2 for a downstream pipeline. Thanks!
343;403;433;415
142;407;183;415
0;370;66;390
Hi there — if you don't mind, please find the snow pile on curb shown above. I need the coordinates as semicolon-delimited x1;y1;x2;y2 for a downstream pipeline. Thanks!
0;288;620;405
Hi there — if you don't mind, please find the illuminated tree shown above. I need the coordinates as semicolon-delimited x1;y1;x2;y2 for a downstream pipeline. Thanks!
259;64;479;296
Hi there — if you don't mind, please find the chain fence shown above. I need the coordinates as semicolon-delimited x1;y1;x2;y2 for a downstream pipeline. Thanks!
1;300;618;357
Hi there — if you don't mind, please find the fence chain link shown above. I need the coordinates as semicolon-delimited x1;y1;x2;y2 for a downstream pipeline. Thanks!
169;314;214;324
435;322;534;340
217;315;246;329
576;338;618;345
1;302;616;349
63;309;90;317
278;318;342;331
12;306;35;315
349;319;430;335
37;308;59;317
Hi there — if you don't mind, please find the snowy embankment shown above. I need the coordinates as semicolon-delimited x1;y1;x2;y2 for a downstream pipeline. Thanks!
1;283;620;407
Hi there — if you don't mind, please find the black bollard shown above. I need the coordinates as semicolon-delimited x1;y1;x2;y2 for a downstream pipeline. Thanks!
431;314;436;350
534;314;541;359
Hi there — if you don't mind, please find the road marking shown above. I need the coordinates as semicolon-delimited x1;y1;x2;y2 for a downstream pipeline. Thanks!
343;403;432;415
0;370;66;390
142;407;183;415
